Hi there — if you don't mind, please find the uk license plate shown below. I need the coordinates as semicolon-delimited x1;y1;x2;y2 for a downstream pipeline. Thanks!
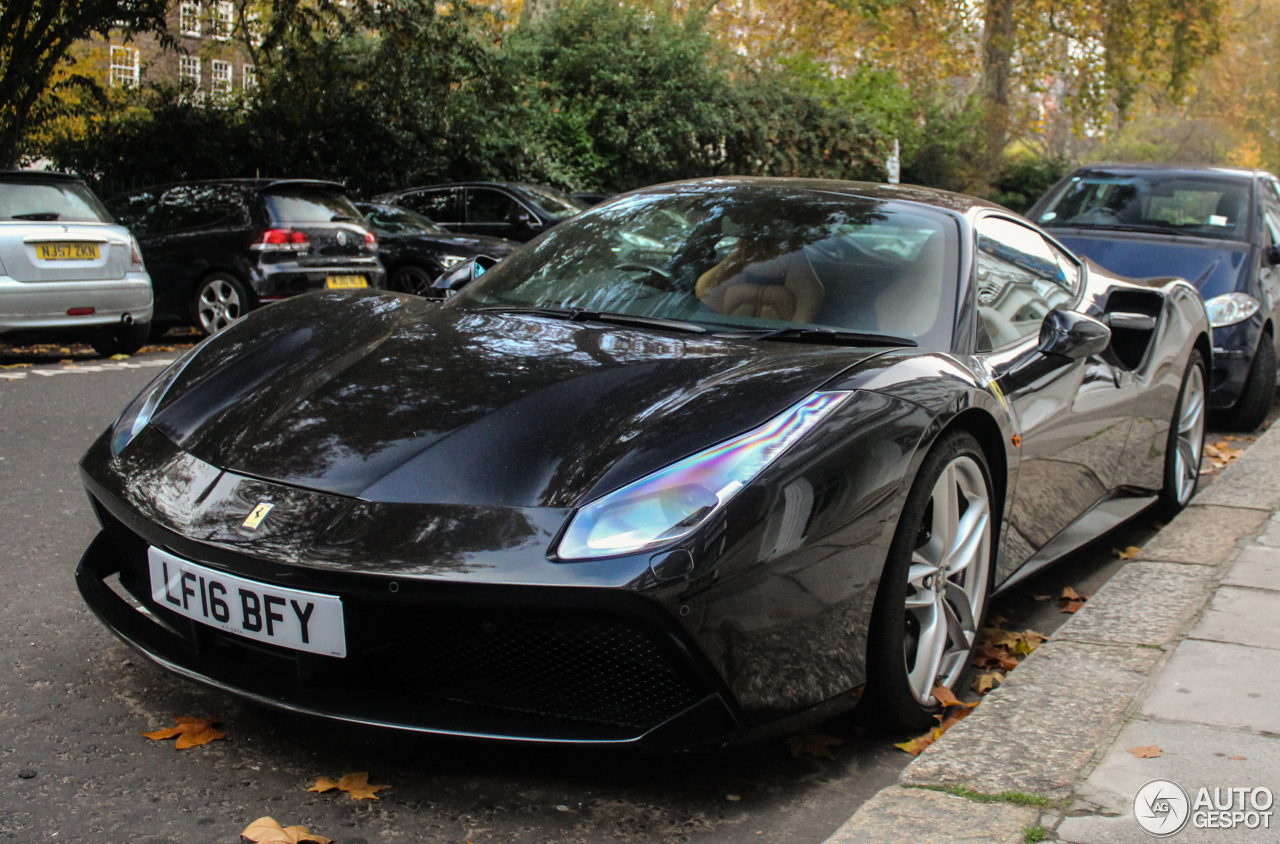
147;547;346;657
35;242;99;261
326;275;367;289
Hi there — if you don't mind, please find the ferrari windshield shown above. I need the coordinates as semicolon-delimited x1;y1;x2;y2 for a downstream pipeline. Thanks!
454;185;959;349
1035;171;1253;242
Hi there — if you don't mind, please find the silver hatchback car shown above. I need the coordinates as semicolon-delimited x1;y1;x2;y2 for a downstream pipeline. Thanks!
0;171;153;355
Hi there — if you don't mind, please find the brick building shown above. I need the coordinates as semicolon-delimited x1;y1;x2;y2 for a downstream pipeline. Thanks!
87;1;258;98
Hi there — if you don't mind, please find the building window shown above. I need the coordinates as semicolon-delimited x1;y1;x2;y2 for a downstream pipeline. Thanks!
180;55;201;89
212;1;233;39
179;1;201;36
109;46;140;88
211;60;232;94
242;64;257;89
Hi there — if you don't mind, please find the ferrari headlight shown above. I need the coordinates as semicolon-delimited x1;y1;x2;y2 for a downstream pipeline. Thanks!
1205;292;1260;328
110;345;201;456
556;391;852;560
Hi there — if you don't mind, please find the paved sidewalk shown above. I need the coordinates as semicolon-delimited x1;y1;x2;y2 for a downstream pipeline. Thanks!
825;424;1280;843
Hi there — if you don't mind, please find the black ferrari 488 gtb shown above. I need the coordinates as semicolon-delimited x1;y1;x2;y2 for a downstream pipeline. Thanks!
77;178;1210;750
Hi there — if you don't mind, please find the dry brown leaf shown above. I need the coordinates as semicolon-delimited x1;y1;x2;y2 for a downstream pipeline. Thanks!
336;771;388;800
937;704;974;732
1058;587;1088;614
308;777;340;793
894;726;943;756
1127;745;1162;759
1112;546;1141;560
140;715;226;749
1229;756;1247;761
786;730;844;760
241;817;332;844
972;671;1004;695
1011;630;1047;655
931;686;978;709
974;642;1020;671
1032;594;1052;602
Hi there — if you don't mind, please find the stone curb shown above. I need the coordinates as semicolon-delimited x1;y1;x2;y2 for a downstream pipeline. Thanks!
822;422;1280;844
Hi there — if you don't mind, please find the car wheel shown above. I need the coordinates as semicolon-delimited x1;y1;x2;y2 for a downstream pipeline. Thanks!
194;273;249;335
90;320;151;357
390;264;438;297
866;430;994;732
1223;335;1276;431
1157;351;1207;516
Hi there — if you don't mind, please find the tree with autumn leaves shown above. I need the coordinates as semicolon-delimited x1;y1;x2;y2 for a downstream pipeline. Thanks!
11;0;1251;201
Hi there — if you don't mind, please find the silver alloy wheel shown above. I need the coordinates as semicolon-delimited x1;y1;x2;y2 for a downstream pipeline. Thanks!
1173;364;1206;505
197;278;243;334
903;455;992;705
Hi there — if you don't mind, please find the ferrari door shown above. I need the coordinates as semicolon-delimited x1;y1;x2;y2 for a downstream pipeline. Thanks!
973;216;1136;574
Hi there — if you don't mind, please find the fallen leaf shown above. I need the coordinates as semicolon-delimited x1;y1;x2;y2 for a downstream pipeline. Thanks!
140;715;226;749
726;794;741;802
1112;546;1141;560
337;771;388;800
1058;587;1088;614
308;777;340;793
936;704;974;732
894;726;943;756
1032;594;1052;602
972;671;1004;695
1127;745;1162;759
930;685;978;709
974;642;1020;671
786;730;843;760
1011;630;1047;655
240;816;332;844
109;353;130;360
986;613;1008;629
1229;756;1247;761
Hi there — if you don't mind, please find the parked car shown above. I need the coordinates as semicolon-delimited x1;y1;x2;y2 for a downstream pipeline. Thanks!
1028;163;1280;429
371;182;587;242
0;171;152;355
573;191;615;207
105;179;386;335
78;178;1209;749
354;202;518;296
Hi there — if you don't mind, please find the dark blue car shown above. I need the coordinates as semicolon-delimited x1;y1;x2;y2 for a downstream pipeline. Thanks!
1028;163;1280;429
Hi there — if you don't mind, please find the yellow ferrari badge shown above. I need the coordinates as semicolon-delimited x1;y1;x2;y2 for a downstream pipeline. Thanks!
242;502;274;530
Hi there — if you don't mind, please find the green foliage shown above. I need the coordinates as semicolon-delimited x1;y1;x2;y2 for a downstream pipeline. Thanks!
991;156;1070;213
1023;825;1048;843
907;783;1060;808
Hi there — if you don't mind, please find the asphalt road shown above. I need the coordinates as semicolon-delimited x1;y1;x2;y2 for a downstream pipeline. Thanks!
0;345;1267;844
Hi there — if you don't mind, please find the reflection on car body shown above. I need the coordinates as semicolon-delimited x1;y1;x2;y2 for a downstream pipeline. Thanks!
78;178;1210;750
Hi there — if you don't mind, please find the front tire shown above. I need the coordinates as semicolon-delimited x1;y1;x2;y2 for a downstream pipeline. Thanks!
1224;336;1276;432
1157;350;1207;516
866;430;995;732
193;273;250;336
389;264;439;297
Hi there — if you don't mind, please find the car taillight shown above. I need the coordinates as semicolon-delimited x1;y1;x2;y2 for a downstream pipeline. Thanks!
128;235;145;267
251;228;310;252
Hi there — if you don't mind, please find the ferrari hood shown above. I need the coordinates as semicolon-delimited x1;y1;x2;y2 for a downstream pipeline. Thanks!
152;292;887;508
1051;229;1253;299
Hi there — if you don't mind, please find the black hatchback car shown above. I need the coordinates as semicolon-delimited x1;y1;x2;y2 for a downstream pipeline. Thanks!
106;179;386;335
354;203;518;296
371;182;587;242
1028;164;1280;429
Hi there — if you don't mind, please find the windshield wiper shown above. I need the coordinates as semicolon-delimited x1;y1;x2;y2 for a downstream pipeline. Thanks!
12;212;59;221
743;327;917;347
475;306;708;334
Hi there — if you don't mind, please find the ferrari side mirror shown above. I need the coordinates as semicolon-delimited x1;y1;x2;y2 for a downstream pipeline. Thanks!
1038;309;1112;359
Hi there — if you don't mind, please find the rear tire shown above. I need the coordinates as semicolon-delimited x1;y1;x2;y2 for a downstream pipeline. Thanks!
1223;336;1276;432
90;320;151;357
1156;351;1207;518
193;273;250;336
865;430;995;733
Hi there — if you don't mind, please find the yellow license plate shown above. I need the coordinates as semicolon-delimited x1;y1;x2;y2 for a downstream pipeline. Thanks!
35;242;100;261
326;275;367;289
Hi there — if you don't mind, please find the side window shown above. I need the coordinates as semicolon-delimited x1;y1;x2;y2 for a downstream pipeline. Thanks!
399;189;459;224
974;217;1076;352
155;185;242;232
466;188;523;224
1262;180;1280;248
107;191;159;233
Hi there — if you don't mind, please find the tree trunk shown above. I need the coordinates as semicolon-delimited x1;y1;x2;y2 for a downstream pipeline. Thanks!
980;0;1016;192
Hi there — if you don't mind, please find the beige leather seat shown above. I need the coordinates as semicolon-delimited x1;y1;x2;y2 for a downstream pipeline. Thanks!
696;248;824;323
873;231;945;336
